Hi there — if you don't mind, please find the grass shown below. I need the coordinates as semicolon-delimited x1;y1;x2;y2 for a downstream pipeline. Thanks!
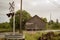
0;31;59;40
24;31;60;40
25;31;46;40
25;32;40;40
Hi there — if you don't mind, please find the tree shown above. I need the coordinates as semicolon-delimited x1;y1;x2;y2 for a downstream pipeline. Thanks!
48;19;60;29
41;17;47;22
52;23;60;29
56;19;59;24
0;22;11;32
43;18;47;22
52;19;60;29
0;22;11;29
48;20;54;25
10;10;31;30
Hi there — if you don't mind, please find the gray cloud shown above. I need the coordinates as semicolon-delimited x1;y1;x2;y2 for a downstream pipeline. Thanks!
0;0;60;23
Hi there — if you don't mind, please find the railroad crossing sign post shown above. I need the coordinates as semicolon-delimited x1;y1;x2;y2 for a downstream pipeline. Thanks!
6;0;25;40
6;1;15;35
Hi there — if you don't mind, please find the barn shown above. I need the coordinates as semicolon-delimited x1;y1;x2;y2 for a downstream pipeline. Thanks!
25;15;46;31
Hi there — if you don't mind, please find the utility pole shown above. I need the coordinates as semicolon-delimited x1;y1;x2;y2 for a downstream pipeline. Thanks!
20;0;22;33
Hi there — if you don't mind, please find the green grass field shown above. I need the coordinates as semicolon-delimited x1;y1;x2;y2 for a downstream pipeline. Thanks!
24;31;60;40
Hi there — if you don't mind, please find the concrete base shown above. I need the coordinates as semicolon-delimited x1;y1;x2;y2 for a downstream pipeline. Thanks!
5;37;25;40
5;34;25;40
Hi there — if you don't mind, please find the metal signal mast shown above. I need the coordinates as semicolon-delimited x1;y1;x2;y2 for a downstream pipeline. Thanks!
6;0;25;40
7;1;15;35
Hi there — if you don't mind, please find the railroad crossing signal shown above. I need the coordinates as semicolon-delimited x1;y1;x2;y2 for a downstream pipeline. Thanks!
6;1;15;35
6;12;14;17
9;1;15;13
6;0;25;40
6;1;15;17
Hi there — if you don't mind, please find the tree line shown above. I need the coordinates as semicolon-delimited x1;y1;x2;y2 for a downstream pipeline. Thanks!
0;10;60;32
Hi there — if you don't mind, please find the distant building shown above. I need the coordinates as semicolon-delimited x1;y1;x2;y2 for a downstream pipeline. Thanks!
25;15;46;31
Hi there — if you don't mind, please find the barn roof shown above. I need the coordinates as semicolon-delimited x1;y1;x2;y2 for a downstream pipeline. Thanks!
26;15;47;23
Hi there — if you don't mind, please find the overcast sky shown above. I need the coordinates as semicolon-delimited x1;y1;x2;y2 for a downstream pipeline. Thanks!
0;0;60;23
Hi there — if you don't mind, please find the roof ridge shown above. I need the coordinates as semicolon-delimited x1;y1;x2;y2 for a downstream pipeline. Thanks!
27;15;46;23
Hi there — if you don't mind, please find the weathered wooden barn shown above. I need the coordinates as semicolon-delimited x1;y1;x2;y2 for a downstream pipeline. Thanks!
25;15;46;31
